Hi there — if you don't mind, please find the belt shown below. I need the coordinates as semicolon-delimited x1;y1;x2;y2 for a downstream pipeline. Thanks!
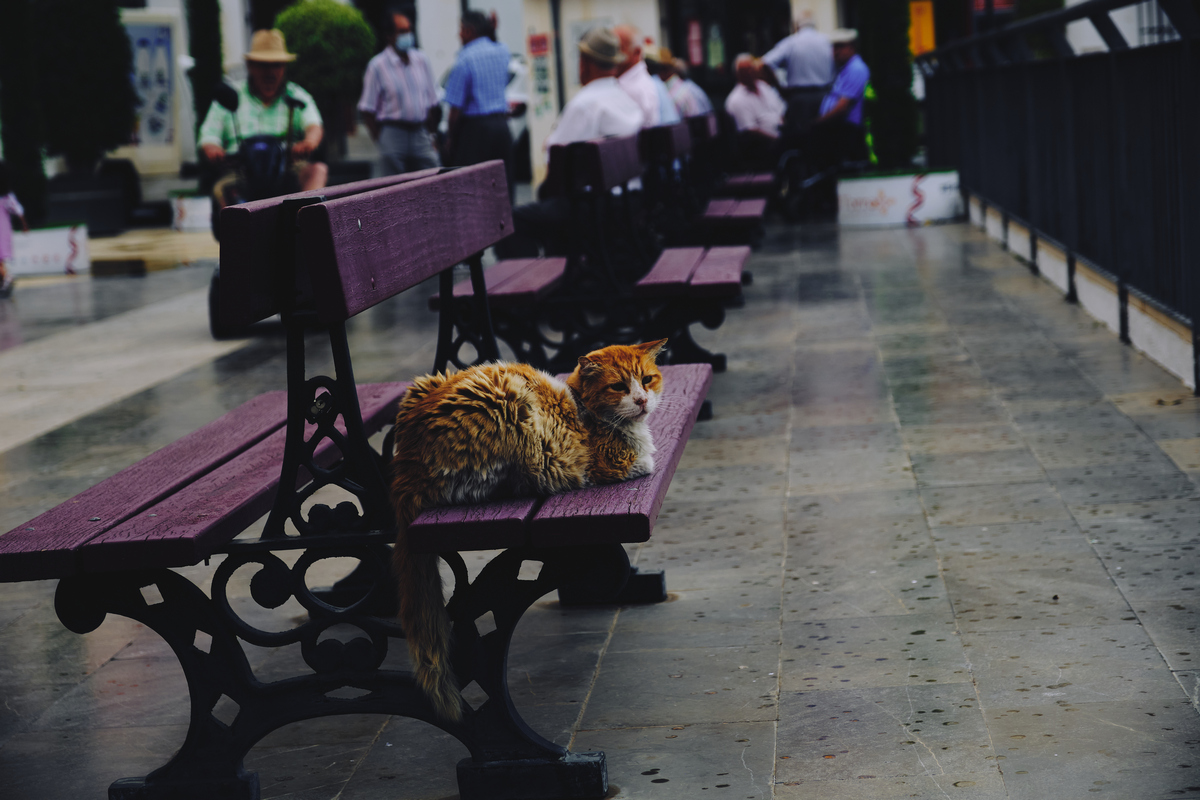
381;119;425;130
464;112;508;120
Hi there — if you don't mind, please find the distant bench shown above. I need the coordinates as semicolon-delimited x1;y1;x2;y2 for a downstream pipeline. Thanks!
0;162;712;800
438;133;751;376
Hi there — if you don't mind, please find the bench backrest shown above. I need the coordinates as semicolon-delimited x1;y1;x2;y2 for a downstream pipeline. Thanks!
568;134;643;194
296;162;512;324
686;113;719;144
217;162;512;327
639;122;693;164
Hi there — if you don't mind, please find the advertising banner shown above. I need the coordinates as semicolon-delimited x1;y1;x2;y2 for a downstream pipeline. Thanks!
837;171;963;227
10;226;91;275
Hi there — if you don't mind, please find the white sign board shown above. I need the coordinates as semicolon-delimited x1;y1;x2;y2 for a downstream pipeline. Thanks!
837;170;963;227
10;225;91;275
172;196;211;231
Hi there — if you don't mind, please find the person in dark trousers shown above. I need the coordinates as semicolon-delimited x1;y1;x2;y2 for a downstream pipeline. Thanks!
358;7;441;175
762;11;833;138
443;10;512;191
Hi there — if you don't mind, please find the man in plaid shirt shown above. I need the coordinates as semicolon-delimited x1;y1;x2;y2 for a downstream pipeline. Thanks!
199;29;326;208
443;11;513;194
358;8;441;176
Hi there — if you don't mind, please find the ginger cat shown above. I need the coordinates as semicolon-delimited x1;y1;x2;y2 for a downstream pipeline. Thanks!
390;340;667;720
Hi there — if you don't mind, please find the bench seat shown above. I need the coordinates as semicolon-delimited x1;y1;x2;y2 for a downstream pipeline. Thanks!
716;173;775;197
634;246;750;299
408;363;712;553
702;197;768;224
0;382;412;581
429;257;567;311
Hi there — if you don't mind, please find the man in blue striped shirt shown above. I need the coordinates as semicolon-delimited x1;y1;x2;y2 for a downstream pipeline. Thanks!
358;9;441;175
444;11;513;192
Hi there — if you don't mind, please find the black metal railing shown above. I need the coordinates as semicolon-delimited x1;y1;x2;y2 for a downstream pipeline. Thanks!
918;0;1200;385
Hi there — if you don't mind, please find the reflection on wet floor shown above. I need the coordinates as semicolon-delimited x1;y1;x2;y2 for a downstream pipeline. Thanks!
1;221;1199;799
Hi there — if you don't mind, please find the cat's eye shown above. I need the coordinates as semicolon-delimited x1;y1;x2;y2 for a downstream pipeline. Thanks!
641;375;653;385
610;382;628;393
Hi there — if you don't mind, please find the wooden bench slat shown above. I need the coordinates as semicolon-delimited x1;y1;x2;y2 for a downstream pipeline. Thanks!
572;136;643;193
218;169;443;329
428;257;568;311
408;498;539;553
527;364;713;546
486;257;568;306
690;246;751;297
635;247;706;297
68;383;411;575
296;162;514;324
0;391;290;582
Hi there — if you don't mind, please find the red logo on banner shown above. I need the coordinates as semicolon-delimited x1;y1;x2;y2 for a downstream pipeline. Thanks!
529;34;549;57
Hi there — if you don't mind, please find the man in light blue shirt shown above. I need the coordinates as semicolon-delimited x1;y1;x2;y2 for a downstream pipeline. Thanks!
762;12;832;136
800;29;870;214
444;9;513;189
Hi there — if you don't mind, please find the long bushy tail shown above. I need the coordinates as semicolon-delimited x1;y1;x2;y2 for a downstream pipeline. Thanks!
392;491;462;722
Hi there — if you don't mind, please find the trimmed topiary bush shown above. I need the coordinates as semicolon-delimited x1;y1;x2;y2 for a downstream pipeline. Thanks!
276;0;375;158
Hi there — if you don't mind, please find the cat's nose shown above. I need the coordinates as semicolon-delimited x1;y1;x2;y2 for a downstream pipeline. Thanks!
634;396;647;408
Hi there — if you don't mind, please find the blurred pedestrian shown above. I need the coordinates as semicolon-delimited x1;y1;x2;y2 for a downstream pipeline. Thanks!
644;49;684;124
810;29;870;165
198;29;326;210
613;26;662;127
762;11;833;137
358;8;441;175
497;27;642;259
665;58;713;117
0;162;29;299
725;54;786;171
444;10;512;186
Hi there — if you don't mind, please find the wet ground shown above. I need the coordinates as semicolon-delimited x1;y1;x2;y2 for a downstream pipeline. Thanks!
1;220;1199;799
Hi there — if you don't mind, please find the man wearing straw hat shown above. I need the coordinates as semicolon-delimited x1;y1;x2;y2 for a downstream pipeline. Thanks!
199;29;327;208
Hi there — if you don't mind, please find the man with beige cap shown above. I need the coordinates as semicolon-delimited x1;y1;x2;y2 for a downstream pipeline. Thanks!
198;29;327;207
495;26;643;259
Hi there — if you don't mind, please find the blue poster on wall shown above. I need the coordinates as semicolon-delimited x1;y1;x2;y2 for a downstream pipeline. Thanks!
125;23;174;146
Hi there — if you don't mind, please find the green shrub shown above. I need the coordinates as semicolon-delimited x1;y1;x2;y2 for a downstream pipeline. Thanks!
33;0;136;172
276;0;375;155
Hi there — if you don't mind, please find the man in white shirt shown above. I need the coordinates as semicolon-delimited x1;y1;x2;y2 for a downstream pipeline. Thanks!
498;27;644;258
724;54;786;170
614;25;660;128
762;12;833;136
544;29;644;150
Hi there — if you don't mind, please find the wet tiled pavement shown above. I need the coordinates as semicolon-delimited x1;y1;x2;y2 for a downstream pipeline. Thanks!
2;220;1199;799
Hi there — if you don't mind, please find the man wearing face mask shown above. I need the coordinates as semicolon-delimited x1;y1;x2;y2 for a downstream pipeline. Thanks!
358;7;441;175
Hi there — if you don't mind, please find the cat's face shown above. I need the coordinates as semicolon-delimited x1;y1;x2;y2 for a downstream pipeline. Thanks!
570;340;667;423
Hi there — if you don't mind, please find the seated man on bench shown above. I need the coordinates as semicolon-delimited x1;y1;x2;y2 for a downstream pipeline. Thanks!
494;26;643;259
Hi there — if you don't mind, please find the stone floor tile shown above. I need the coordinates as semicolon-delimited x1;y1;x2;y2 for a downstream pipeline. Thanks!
789;489;926;523
775;771;1008;798
1133;598;1200;671
775;685;993;782
780;614;968;691
961;623;1183;709
335;716;464;800
580;645;779;729
910;448;1046;487
0;724;191;800
983;697;1200;800
572;721;777;800
922;482;1073;527
899;422;1026;455
1092;542;1200;600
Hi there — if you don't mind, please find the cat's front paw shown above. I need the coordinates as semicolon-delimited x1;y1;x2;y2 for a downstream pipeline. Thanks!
629;454;655;478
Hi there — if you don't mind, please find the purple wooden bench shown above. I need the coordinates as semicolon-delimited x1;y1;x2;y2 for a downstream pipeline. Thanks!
0;162;712;800
445;133;748;376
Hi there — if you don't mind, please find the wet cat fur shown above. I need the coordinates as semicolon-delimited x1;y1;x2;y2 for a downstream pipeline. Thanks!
390;340;667;721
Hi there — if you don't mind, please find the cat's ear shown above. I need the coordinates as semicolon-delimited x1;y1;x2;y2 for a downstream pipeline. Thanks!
639;339;668;361
577;355;603;376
